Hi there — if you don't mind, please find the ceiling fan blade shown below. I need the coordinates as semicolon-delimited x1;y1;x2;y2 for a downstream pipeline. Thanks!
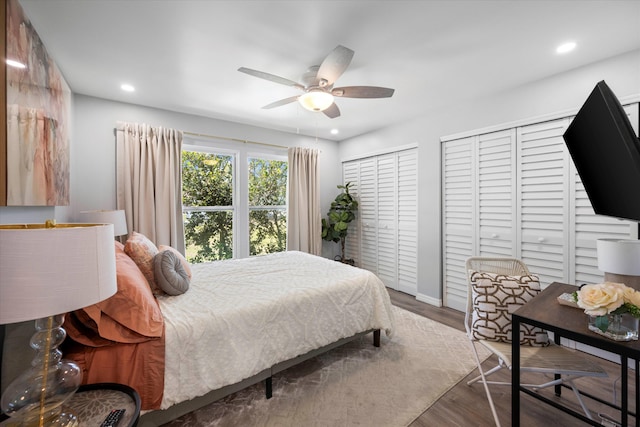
262;96;299;109
238;67;304;89
317;45;354;87
323;103;341;119
332;86;395;98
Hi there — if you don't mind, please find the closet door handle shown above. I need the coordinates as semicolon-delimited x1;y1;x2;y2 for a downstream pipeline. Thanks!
491;233;498;239
538;237;545;243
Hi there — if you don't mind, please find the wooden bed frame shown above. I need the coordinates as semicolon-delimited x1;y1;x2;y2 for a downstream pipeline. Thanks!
137;329;381;426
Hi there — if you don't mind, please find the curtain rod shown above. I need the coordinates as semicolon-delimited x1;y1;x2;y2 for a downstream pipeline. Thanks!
183;131;288;150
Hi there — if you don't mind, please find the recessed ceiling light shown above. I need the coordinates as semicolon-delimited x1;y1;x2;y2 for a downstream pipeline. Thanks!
330;129;339;135
556;42;577;54
6;59;26;68
121;84;135;92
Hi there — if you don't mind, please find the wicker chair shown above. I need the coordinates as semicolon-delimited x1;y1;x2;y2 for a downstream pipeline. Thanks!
464;257;607;427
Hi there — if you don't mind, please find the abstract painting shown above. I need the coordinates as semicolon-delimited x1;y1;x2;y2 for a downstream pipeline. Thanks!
4;0;71;206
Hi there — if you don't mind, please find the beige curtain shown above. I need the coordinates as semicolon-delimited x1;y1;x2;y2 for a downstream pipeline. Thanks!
286;147;321;255
116;122;185;253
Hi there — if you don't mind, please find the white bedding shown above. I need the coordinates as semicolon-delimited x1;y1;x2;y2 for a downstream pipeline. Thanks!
156;251;395;409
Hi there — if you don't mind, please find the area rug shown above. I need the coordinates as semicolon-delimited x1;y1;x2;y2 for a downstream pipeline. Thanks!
162;306;489;427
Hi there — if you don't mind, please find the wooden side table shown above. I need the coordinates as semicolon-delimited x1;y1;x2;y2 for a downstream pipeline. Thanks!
512;282;640;426
62;383;141;427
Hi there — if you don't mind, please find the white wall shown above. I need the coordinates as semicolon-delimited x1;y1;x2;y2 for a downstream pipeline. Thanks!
338;49;640;305
0;95;343;259
1;50;638;304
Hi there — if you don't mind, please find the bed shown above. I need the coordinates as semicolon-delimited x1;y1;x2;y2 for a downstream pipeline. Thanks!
61;237;395;426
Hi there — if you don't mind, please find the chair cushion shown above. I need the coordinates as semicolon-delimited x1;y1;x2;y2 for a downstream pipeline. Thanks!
470;271;549;346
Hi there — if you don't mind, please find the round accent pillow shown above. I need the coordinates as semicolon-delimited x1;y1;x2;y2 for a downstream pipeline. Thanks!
153;250;190;296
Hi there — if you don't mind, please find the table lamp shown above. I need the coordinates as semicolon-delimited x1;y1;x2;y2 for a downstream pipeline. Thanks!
0;221;117;426
597;238;640;290
78;210;128;237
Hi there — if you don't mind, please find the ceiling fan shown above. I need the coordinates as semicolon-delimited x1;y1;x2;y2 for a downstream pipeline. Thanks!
238;45;394;119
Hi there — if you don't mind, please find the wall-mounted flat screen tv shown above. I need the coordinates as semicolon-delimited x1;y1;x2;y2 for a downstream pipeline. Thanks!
563;80;640;223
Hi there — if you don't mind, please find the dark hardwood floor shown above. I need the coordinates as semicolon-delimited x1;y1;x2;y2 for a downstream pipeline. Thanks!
387;289;637;427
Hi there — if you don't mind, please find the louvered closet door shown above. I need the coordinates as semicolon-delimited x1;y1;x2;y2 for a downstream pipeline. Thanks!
442;137;475;311
343;162;361;264
358;158;378;273
376;154;398;289
397;149;418;295
570;103;639;286
343;149;418;294
477;129;517;257
517;118;571;288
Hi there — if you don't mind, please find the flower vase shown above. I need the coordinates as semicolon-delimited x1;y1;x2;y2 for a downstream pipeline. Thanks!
588;313;639;341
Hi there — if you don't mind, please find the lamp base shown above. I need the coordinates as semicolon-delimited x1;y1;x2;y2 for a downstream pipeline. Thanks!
6;409;79;427
56;412;79;427
0;315;82;427
604;272;640;291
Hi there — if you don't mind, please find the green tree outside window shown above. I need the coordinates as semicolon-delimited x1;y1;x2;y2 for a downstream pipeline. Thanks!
182;150;287;263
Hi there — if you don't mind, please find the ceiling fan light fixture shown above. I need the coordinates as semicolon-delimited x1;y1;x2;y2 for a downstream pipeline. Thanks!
298;91;334;112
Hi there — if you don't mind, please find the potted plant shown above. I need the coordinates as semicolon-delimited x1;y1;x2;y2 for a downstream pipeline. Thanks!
321;182;358;265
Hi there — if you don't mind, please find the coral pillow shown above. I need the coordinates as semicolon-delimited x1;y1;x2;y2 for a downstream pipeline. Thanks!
470;271;548;346
158;245;192;279
63;309;113;347
69;307;157;345
125;231;161;294
78;242;164;342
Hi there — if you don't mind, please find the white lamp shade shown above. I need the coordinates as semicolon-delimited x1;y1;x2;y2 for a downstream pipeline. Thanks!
298;91;334;112
0;223;118;324
597;238;640;276
79;209;128;236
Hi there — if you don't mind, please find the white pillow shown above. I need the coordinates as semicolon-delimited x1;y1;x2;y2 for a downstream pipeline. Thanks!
470;271;548;346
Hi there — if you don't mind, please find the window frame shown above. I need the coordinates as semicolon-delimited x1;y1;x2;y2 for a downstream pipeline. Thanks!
182;144;239;259
182;138;287;259
247;151;288;256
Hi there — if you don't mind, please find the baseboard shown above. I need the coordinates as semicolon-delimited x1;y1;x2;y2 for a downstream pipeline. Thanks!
416;293;442;307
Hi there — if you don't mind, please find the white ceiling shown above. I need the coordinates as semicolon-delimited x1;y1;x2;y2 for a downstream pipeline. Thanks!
18;0;640;141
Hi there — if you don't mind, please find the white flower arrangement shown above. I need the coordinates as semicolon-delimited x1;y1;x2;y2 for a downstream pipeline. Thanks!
573;282;640;333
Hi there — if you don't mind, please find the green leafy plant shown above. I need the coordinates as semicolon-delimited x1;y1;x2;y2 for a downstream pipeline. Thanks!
321;182;358;264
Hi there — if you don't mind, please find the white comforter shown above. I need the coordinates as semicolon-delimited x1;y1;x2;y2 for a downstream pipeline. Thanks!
157;251;394;409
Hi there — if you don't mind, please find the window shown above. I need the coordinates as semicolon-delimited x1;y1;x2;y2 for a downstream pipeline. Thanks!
182;150;234;262
182;143;287;263
248;157;287;255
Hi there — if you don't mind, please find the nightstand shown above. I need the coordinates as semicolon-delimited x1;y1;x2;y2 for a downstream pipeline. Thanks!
62;383;141;427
